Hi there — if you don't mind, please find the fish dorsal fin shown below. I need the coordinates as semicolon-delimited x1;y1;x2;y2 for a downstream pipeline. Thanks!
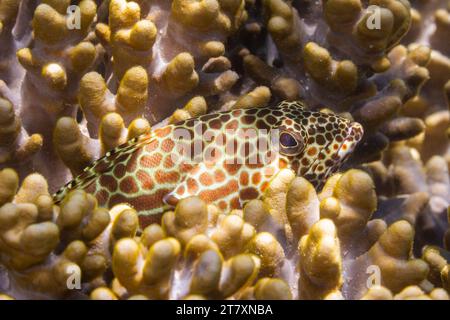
53;134;152;204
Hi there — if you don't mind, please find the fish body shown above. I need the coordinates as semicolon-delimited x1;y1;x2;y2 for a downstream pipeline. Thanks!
54;101;363;227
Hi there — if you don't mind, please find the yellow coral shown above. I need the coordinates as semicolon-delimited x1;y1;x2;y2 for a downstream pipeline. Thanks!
367;220;429;293
188;249;259;299
161;52;199;97
298;219;343;299
162;197;209;246
303;42;358;94
319;169;377;242
112;237;181;298
211;214;255;258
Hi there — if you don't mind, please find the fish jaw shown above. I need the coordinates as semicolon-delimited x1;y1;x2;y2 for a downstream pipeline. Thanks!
336;121;364;160
300;120;364;188
321;121;364;184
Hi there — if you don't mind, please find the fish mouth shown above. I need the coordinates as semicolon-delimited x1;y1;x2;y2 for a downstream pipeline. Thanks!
336;121;364;160
318;121;364;180
301;121;364;187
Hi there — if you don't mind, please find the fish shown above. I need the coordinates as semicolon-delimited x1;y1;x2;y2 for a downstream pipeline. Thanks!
53;101;364;227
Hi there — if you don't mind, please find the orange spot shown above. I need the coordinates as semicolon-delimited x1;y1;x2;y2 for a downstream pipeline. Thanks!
279;158;288;169
140;153;163;168
187;178;199;194
180;163;195;172
155;127;172;138
155;170;180;184
252;172;261;185
161;139;175;153
136;170;154;190
200;173;214;186
176;185;185;195
224;163;241;175
84;182;96;194
261;181;269;192
163;155;175;169
218;201;227;210
240;171;249;186
231;197;240;209
307;147;317;156
214;170;226;183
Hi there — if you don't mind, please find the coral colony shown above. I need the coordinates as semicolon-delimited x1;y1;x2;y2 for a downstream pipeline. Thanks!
0;0;448;300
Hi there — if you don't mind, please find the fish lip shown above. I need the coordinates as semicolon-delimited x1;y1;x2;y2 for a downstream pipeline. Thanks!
336;121;364;157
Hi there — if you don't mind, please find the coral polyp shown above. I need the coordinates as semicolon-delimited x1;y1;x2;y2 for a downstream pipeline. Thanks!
0;0;449;300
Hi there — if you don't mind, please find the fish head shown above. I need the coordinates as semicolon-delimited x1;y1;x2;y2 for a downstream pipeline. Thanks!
273;102;364;188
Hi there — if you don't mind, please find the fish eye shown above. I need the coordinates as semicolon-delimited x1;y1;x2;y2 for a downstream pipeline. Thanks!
279;131;304;156
280;132;298;148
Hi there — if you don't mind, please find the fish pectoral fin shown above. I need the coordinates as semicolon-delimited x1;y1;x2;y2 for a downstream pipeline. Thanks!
163;193;180;207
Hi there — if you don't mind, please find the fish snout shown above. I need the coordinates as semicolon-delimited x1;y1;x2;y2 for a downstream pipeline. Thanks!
349;121;364;144
337;122;364;158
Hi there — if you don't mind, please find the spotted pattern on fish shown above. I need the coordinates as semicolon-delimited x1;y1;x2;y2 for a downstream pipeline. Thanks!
53;101;364;227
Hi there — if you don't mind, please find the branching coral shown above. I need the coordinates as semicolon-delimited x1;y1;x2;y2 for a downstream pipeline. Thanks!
0;0;249;191
0;170;108;297
79;66;149;134
0;96;43;165
16;0;98;129
0;166;448;300
298;219;343;299
362;220;429;293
